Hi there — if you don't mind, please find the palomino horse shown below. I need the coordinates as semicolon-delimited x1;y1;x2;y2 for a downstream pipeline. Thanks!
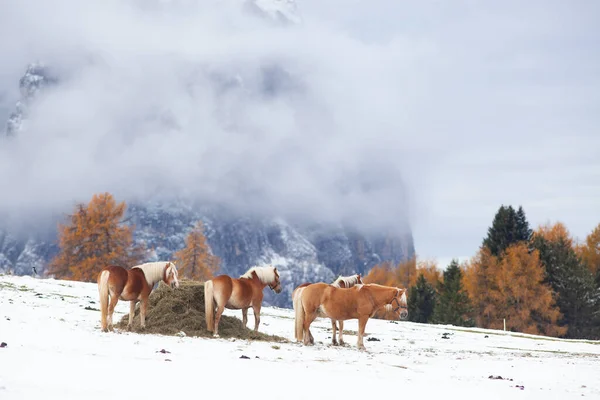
295;283;407;350
97;261;179;332
204;265;282;337
291;274;363;343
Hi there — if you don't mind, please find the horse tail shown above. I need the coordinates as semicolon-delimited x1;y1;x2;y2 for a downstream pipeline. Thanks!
294;287;305;342
204;280;215;332
98;270;110;331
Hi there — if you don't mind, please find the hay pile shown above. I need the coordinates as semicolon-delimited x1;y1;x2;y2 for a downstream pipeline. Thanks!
116;280;286;342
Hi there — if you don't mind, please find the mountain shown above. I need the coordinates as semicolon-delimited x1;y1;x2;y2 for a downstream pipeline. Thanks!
0;0;415;308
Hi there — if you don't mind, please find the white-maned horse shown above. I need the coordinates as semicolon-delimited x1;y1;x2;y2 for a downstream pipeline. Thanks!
97;261;180;332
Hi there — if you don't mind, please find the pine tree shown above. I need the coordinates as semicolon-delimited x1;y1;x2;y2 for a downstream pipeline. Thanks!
482;205;531;257
515;206;533;243
532;223;599;339
407;273;437;323
173;221;220;281
432;259;473;326
47;193;146;282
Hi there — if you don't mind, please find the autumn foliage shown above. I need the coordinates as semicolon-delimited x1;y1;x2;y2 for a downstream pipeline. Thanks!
47;193;146;282
173;221;220;281
462;244;566;337
363;257;441;288
363;257;442;320
576;223;600;276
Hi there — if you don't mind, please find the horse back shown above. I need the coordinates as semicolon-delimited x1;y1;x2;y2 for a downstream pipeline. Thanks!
322;286;372;320
100;265;128;293
210;274;250;308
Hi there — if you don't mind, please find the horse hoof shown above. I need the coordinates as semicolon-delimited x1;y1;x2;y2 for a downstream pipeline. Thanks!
213;333;220;338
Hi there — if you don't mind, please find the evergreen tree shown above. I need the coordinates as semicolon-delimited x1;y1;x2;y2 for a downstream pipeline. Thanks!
515;206;533;243
407;273;437;323
531;223;599;339
432;259;474;326
483;205;531;257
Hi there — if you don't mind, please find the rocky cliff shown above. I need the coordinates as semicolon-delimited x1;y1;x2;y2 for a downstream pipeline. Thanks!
0;0;415;308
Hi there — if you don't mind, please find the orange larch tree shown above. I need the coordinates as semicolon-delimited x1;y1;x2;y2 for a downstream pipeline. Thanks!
173;221;220;281
463;243;565;337
417;259;443;287
576;223;600;277
47;192;146;282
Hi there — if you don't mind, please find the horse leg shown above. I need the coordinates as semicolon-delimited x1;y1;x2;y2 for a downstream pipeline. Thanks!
357;316;368;350
331;319;338;346
252;304;261;332
128;300;136;330
303;310;317;345
242;308;248;328
214;304;225;337
107;292;119;331
139;297;148;330
338;320;345;345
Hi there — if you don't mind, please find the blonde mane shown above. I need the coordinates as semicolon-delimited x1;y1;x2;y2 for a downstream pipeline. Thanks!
332;274;362;288
133;261;173;287
240;266;278;284
400;290;407;306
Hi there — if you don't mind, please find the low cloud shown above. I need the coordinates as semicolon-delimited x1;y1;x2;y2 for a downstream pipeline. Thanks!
0;0;598;257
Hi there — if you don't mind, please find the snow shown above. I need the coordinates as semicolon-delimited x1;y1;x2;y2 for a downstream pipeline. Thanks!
1;275;599;399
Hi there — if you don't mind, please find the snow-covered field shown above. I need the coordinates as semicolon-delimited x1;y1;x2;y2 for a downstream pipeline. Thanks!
1;275;599;399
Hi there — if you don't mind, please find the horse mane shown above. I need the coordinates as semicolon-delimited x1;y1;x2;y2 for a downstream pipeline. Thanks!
400;290;407;305
240;266;277;284
133;261;172;287
332;274;361;288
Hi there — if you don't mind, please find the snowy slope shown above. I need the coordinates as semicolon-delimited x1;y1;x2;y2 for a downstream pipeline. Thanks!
1;275;599;399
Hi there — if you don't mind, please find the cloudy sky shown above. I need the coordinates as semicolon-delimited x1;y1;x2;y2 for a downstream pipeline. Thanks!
0;0;598;267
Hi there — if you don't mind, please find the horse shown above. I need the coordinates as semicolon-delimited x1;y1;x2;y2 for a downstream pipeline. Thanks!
97;261;180;332
204;265;282;337
291;273;363;343
295;283;407;350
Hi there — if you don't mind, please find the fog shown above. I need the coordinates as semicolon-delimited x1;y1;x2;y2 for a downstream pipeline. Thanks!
0;0;598;258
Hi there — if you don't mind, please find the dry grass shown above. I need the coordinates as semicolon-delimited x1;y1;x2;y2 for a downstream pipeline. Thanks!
116;279;286;342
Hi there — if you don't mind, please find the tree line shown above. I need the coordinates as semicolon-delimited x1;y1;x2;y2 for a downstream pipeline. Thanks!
364;205;600;340
46;193;600;339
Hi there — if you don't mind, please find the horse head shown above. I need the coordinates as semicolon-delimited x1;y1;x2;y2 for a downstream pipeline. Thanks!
384;287;408;320
395;288;408;320
164;262;180;289
268;267;283;294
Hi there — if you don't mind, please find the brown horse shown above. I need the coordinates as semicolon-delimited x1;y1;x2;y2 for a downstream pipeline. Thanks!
295;283;407;350
97;261;179;332
204;265;282;337
291;273;363;343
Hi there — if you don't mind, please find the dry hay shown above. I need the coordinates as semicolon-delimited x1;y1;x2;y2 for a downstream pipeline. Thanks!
116;279;286;342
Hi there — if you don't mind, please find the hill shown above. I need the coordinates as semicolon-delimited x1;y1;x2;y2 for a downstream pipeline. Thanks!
0;274;598;399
